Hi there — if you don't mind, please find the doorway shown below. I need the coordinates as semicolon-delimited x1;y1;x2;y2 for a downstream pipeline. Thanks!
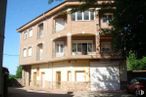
33;72;37;86
56;71;61;88
41;72;45;88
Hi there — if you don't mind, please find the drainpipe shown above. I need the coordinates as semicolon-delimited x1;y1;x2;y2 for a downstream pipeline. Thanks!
0;0;7;97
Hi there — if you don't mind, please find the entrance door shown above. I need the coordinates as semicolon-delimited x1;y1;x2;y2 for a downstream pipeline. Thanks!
41;72;45;88
33;72;37;86
56;71;61;88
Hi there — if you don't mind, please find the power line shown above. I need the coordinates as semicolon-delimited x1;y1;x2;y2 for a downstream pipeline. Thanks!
3;53;19;56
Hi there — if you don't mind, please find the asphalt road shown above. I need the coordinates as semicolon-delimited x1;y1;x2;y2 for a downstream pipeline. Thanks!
8;87;136;97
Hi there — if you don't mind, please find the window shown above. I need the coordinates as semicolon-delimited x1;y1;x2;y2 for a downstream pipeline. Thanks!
71;13;75;21
102;14;113;23
77;11;82;20
87;43;92;52
77;43;82;52
24;31;28;39
55;42;64;57
101;42;111;53
28;28;33;37
72;43;77;52
84;11;89;20
72;41;93;55
90;10;95;20
71;10;95;21
23;48;27;57
55;18;66;32
37;43;43;60
28;47;32;56
38;23;44;38
75;71;85;82
67;71;71;81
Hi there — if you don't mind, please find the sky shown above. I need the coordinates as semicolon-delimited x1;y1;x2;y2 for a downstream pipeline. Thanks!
3;0;64;75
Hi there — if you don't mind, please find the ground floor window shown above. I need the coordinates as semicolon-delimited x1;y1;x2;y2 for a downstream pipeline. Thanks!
67;71;71;81
75;71;85;82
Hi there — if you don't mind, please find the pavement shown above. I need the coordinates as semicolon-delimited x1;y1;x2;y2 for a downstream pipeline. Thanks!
8;87;136;97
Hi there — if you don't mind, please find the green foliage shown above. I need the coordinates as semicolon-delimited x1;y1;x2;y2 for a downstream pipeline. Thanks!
127;51;146;71
9;74;16;79
15;66;22;78
48;0;54;4
112;0;146;58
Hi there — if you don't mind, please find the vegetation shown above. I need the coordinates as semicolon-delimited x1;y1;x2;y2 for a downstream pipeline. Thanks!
127;51;146;71
112;0;146;58
15;66;22;78
8;65;22;79
8;66;22;87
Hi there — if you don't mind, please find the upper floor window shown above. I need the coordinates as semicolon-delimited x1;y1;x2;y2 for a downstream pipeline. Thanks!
24;31;28;39
28;28;33;37
37;23;44;39
37;43;43;60
72;41;93;55
101;42;112;53
102;14;113;24
55;41;64;57
55;18;66;32
28;47;32;56
71;10;95;21
23;48;27;57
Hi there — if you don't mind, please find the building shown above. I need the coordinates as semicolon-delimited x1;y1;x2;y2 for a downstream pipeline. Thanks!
17;0;127;91
0;0;7;96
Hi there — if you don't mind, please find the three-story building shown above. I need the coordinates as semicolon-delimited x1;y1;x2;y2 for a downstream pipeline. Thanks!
17;0;127;91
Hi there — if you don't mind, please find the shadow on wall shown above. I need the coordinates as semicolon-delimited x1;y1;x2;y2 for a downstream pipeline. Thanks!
8;77;22;87
91;65;120;91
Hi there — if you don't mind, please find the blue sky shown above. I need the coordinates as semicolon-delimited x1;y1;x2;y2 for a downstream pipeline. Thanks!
3;0;63;74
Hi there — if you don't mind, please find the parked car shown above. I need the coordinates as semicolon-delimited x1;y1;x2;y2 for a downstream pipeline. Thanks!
127;77;146;96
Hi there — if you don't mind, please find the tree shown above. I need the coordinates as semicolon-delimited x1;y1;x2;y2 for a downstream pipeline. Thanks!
112;0;146;58
16;66;22;78
127;51;146;70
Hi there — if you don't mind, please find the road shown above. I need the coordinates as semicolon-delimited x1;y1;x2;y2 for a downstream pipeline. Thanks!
8;87;136;97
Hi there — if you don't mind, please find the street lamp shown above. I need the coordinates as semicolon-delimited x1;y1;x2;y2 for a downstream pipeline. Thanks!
0;0;7;97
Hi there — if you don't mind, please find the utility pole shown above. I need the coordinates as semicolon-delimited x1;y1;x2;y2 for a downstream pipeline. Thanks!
0;0;7;97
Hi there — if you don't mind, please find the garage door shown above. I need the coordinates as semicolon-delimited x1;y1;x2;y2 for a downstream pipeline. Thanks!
90;62;120;91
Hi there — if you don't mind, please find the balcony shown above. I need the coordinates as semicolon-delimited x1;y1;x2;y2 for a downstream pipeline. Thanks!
53;35;96;58
51;33;121;62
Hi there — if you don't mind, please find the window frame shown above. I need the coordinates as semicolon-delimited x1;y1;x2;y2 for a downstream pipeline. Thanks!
72;40;93;55
28;28;33;37
24;31;28;39
72;10;95;21
55;41;65;57
37;23;44;39
28;47;33;57
101;41;112;53
23;48;27;57
102;14;113;24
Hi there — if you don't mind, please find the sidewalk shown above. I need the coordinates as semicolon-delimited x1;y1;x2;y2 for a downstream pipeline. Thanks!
8;87;136;97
